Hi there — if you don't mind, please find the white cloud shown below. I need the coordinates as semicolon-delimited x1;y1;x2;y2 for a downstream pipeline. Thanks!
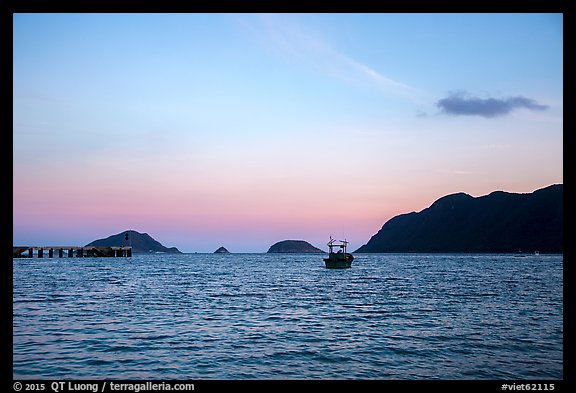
239;14;421;98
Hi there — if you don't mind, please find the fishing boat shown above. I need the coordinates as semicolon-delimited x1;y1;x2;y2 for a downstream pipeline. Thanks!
323;237;354;269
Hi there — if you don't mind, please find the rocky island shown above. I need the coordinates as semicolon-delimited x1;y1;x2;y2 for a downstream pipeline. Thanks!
85;230;182;254
214;246;230;253
267;240;324;253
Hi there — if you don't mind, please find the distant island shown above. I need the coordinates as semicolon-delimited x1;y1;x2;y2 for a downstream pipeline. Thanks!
355;184;562;254
214;246;230;253
85;230;182;254
267;240;324;253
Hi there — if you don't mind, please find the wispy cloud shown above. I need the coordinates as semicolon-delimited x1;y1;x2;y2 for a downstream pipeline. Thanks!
488;143;511;150
341;56;414;92
437;91;549;118
239;14;419;97
436;168;478;176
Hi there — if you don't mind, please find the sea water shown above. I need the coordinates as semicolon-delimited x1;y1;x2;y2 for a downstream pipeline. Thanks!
12;253;563;380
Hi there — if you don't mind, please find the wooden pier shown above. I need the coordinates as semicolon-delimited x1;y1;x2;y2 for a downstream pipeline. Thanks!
13;246;132;258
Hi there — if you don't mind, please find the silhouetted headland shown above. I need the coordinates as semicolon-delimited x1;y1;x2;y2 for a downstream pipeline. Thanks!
355;184;562;253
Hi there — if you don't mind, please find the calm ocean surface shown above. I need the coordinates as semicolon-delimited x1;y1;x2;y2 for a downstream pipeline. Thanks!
13;253;563;380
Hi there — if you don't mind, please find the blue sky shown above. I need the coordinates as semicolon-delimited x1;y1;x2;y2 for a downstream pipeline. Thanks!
13;13;563;252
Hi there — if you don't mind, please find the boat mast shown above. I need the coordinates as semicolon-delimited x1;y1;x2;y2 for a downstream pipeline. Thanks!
327;236;336;254
340;239;348;254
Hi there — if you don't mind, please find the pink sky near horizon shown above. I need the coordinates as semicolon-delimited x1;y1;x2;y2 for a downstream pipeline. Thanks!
13;153;560;252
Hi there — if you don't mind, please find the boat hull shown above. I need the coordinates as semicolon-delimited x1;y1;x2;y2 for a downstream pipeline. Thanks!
323;253;353;269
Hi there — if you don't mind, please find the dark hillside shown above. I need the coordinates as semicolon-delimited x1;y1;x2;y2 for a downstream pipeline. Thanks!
355;184;562;253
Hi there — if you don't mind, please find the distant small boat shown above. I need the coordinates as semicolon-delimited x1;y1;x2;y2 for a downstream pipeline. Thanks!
323;237;353;269
534;250;540;256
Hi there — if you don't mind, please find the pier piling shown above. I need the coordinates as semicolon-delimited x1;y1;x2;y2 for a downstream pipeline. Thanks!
13;246;133;258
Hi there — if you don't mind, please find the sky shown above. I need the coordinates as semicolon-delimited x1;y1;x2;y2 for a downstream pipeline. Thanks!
12;13;563;253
